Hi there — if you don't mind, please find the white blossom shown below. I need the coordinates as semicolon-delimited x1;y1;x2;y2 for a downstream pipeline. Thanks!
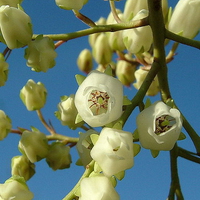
74;70;123;127
136;101;182;151
90;128;134;177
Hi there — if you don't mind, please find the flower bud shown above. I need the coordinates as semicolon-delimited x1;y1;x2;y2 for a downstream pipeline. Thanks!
116;59;136;86
55;0;88;10
20;79;47;111
0;176;34;200
0;6;32;49
92;33;112;65
136;101;182;151
24;35;57;72
75;70;123;127
133;67;159;96
77;49;93;73
91;128;134;177
18;130;49;163
46;142;71;170
0;110;11;140
0;0;23;7
168;0;200;38
123;9;153;54
11;155;35;181
55;94;84;129
0;53;9;87
79;175;119;200
76;130;99;167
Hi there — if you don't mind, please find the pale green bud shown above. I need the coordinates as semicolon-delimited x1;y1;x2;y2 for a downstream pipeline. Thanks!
24;35;57;72
18;130;49;163
46;142;72;170
0;6;32;49
0;110;11;140
133;67;159;96
77;49;93;73
116;60;136;86
55;94;84;129
0;176;34;200
20;79;47;111
92;33;112;65
55;0;88;10
0;53;9;86
0;0;23;7
11;155;35;181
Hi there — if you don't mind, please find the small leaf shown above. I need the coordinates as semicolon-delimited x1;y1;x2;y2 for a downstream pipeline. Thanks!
144;98;151;109
90;134;99;145
114;171;125;181
112;121;122;130
133;143;141;156
75;74;86;86
166;99;174;108
104;65;113;76
150;149;160;158
60;95;68;101
110;176;117;187
75;113;83;124
30;126;39;132
75;158;83;166
123;96;132;105
178;132;186;140
133;129;139;140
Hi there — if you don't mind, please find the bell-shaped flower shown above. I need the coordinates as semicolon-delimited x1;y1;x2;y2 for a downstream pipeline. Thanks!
0;176;34;200
46;142;72;170
76;130;99;167
0;6;32;49
0;0;23;7
24;35;57;72
136;101;182;151
55;94;83;129
133;67;159;96
55;0;88;10
0;110;12;140
79;175;119;200
11;155;35;181
77;49;93;74
18;130;49;163
92;33;112;65
123;9;153;54
90;128;134;177
20;79;47;111
0;53;9;87
74;70;123;127
168;0;200;39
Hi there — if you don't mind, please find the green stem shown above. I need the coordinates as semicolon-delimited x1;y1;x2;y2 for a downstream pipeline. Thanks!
168;144;184;200
32;18;149;41
109;0;122;23
62;160;95;200
165;29;200;50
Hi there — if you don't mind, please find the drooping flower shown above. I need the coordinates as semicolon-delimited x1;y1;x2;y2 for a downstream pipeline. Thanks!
136;101;182;151
55;0;88;10
168;0;200;39
0;110;11;140
79;175;119;200
90;128;134;177
0;53;9;87
74;70;123;127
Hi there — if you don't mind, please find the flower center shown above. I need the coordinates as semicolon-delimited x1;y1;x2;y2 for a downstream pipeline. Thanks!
154;115;176;135
88;90;110;115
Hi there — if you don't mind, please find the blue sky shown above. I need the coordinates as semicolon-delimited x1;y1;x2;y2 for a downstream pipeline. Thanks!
1;0;200;199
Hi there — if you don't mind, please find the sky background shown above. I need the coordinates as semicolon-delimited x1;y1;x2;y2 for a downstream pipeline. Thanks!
1;0;200;199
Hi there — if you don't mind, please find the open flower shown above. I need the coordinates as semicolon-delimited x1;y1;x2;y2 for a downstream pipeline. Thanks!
90;128;134;177
168;0;200;39
79;175;119;200
136;101;182;151
74;70;123;127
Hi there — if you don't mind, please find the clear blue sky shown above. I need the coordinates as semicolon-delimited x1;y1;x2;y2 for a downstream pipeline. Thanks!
0;0;200;199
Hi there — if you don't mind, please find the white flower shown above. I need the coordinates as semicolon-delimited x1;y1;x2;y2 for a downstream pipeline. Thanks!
74;70;123;127
136;101;182;151
90;128;134;177
0;176;34;200
168;0;200;38
0;6;32;49
123;9;153;54
55;0;88;10
79;175;119;200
